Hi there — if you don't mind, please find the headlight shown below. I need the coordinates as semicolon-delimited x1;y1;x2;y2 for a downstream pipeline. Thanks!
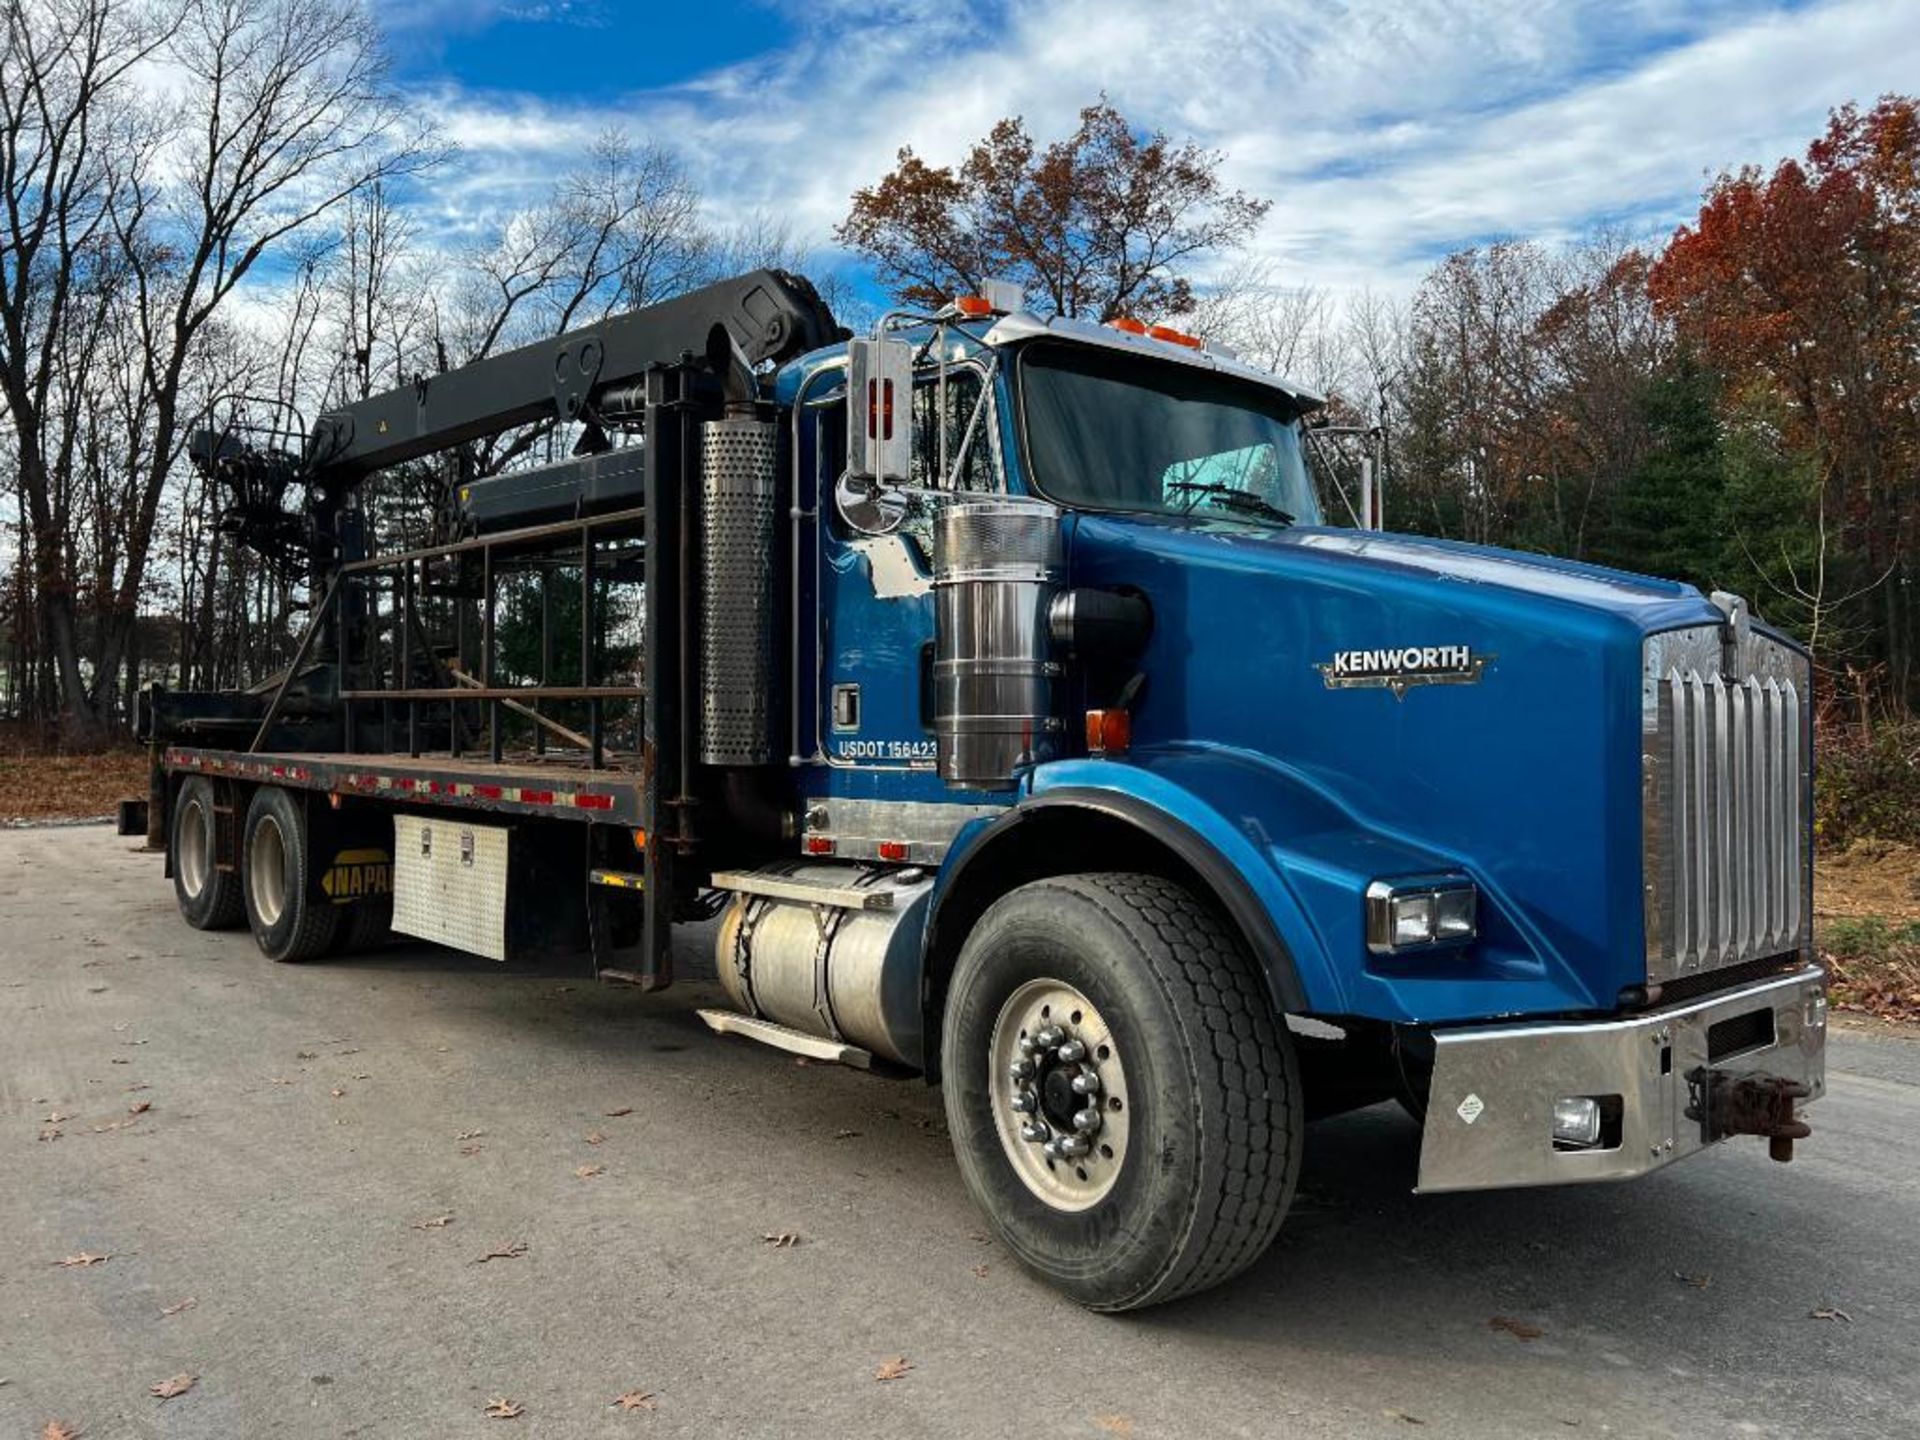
1365;874;1478;955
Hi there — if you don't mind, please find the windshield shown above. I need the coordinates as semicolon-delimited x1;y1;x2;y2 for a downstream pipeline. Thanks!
1018;342;1319;527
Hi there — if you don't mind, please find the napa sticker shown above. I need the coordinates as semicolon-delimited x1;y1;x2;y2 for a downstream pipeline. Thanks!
322;847;391;904
1315;643;1493;699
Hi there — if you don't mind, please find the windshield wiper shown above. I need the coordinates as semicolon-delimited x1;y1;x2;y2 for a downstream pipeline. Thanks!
1164;481;1295;526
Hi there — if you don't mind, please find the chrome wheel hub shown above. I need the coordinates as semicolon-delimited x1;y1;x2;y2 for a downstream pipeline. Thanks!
989;979;1129;1212
178;798;210;899
249;815;288;928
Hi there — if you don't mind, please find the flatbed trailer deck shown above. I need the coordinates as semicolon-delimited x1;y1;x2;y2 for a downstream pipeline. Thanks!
161;747;646;825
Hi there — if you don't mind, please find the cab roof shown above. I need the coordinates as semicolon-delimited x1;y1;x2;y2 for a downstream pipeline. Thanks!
776;309;1326;414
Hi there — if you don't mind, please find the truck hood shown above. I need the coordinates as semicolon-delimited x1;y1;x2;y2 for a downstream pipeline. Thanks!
1062;514;1732;1018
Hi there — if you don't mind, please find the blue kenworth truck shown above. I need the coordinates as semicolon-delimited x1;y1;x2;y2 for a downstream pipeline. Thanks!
136;268;1824;1310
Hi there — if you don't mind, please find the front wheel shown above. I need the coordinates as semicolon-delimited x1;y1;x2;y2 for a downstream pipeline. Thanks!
940;873;1302;1311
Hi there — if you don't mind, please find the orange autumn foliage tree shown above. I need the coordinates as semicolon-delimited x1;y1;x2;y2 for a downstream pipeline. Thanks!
837;101;1268;322
1650;97;1920;703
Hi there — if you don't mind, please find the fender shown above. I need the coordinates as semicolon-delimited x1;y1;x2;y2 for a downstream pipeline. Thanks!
931;781;1314;1013
928;748;1595;1033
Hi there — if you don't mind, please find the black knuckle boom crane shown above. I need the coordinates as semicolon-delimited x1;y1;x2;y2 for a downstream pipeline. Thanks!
145;269;842;987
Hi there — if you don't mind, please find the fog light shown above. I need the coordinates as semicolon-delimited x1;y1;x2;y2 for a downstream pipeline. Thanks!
1365;874;1478;954
1552;1096;1602;1148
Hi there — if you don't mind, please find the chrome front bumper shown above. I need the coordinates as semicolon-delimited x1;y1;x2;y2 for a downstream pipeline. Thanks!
1415;964;1826;1193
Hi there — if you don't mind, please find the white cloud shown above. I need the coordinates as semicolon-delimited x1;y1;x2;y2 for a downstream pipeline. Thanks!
394;0;1919;294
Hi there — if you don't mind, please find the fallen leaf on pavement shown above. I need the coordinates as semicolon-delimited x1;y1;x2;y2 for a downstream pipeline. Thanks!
160;1297;197;1317
1384;1410;1426;1426
762;1231;800;1248
1489;1316;1544;1342
971;1263;990;1278
483;1397;523;1419
612;1390;657;1412
575;1164;604;1179
1095;1415;1134;1436
457;1129;485;1141
150;1373;196;1400
41;1422;80;1440
472;1240;528;1264
459;1144;484;1157
53;1252;110;1268
874;1357;912;1382
329;1087;345;1099
604;1107;633;1117
270;1076;294;1085
412;1214;455;1230
296;1051;317;1060
38;1126;61;1142
1809;1306;1853;1323
1674;1271;1711;1289
128;1100;151;1115
43;1111;68;1124
125;1083;149;1092
834;1128;861;1140
585;1131;607;1145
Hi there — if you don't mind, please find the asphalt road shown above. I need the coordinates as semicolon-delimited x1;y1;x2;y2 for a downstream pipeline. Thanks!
4;825;1917;1440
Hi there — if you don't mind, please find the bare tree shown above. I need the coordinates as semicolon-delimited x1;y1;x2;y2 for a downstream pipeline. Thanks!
0;0;169;739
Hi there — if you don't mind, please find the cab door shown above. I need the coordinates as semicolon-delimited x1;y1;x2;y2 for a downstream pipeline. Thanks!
813;361;1003;772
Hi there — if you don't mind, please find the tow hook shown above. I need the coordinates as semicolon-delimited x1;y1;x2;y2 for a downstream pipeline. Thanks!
1687;1071;1813;1162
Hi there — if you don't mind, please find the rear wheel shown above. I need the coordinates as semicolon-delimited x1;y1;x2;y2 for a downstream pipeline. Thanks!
941;873;1302;1311
242;786;339;962
172;776;243;930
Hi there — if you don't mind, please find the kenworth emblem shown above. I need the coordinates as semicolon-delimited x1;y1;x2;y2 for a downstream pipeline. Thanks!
1315;644;1493;699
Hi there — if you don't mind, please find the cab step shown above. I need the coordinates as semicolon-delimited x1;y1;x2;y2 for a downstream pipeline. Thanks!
696;1008;873;1069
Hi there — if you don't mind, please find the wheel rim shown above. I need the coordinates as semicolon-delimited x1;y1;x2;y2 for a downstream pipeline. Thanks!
988;978;1131;1213
178;798;210;899
249;814;288;928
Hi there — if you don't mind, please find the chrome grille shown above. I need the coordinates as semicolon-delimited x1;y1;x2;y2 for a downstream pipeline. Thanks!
1642;621;1811;983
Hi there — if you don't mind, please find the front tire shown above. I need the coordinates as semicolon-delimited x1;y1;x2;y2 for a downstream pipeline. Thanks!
941;873;1302;1311
242;786;339;962
172;775;243;930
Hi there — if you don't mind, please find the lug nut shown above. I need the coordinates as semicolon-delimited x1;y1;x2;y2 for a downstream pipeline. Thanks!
1021;1120;1051;1144
1009;1058;1035;1081
1057;1040;1086;1063
1036;1026;1064;1049
1058;1136;1090;1158
1072;1107;1102;1133
1011;1090;1037;1113
1071;1069;1101;1095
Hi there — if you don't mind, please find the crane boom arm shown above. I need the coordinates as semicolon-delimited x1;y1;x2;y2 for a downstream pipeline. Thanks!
303;269;840;485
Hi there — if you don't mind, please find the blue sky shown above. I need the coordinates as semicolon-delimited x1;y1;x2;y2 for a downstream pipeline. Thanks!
376;0;1920;296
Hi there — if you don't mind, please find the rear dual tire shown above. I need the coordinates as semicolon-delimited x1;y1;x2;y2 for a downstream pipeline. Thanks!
941;873;1303;1312
242;786;339;963
172;776;244;930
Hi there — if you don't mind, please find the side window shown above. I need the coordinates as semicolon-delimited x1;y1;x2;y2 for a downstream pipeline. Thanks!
908;370;998;494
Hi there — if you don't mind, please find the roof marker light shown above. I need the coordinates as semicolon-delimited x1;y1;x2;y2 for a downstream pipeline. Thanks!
1148;324;1204;349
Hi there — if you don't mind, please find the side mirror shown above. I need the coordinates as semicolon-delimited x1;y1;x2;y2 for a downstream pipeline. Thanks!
847;337;913;485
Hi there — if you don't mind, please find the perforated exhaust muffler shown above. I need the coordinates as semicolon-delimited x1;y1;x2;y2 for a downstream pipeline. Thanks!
698;416;778;765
